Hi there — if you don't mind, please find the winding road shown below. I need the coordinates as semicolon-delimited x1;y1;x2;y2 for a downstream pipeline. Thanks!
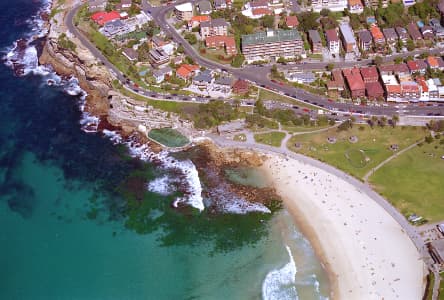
66;1;444;118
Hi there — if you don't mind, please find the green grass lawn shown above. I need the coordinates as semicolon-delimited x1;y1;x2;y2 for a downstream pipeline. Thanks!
282;124;330;133
257;88;323;111
254;131;286;147
287;125;426;179
115;85;200;117
148;128;190;147
369;138;444;222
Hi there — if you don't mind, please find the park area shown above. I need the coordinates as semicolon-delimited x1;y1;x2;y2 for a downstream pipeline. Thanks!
369;138;444;222
148;128;189;148
287;125;426;179
254;131;286;147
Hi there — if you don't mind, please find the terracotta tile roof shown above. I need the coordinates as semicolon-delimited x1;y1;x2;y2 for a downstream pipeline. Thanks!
346;73;365;91
285;16;299;28
426;56;439;68
190;15;211;23
325;29;339;42
91;11;121;26
386;84;401;93
348;0;363;6
360;66;379;80
252;8;273;16
416;77;428;92
370;26;384;40
365;81;384;98
176;64;200;79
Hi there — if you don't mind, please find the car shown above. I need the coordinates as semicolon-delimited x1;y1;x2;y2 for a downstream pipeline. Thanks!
292;105;299;109
166;96;172;99
434;113;441;116
427;112;433;116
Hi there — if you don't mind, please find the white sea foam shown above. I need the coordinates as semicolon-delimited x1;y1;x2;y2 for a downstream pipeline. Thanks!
123;137;205;212
217;193;271;214
262;246;298;300
147;175;177;196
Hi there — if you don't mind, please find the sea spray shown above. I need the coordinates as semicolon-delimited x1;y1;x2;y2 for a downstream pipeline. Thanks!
262;245;298;300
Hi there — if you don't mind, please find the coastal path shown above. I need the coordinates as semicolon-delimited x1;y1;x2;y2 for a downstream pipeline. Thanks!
363;139;424;183
206;132;431;267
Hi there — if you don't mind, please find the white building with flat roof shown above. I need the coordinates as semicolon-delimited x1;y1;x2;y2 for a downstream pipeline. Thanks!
311;0;347;12
174;2;193;21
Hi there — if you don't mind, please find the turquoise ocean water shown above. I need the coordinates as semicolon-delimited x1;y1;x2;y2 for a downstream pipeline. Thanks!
0;1;329;299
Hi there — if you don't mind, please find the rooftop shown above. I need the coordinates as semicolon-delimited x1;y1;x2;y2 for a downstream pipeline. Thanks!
193;69;213;83
285;16;299;27
201;18;228;28
175;2;193;12
365;81;384;97
370;26;384;40
339;23;356;44
360;66;378;79
345;73;365;91
242;29;301;46
325;29;339;42
308;30;321;44
358;30;372;43
383;28;397;40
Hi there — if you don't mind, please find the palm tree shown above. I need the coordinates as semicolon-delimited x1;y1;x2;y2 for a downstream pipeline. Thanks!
370;115;378;128
380;116;387;127
392;114;399;127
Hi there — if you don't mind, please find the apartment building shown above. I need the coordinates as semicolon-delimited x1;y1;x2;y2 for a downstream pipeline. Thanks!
339;23;357;53
200;18;228;39
241;29;303;62
310;0;347;12
174;2;193;21
308;30;322;54
325;29;340;54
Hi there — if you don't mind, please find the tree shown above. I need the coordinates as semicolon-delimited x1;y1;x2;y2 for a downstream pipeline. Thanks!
394;57;403;64
231;54;245;67
261;15;275;28
184;33;197;45
320;8;330;17
373;56;383;66
392;114;399;127
406;39;415;51
326;63;335;71
297;11;320;32
379;116;387;127
254;99;267;115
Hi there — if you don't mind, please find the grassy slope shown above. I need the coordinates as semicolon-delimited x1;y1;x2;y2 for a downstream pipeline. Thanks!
369;139;444;222
287;125;426;179
254;131;286;147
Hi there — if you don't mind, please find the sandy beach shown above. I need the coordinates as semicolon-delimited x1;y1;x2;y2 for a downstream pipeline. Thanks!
262;154;427;300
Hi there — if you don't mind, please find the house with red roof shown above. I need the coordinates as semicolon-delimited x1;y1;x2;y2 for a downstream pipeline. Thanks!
416;77;429;100
426;56;444;71
285;16;299;28
343;69;365;98
205;36;237;55
370;25;385;49
360;66;379;83
91;11;121;26
326;69;345;96
407;60;427;74
232;79;250;94
176;64;200;80
365;81;384;100
252;8;273;17
188;15;211;29
401;81;420;100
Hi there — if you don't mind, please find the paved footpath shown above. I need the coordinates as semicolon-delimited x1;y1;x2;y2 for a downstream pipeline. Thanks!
206;133;431;267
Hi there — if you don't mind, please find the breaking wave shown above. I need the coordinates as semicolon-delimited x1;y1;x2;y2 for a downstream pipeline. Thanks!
262;246;298;300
